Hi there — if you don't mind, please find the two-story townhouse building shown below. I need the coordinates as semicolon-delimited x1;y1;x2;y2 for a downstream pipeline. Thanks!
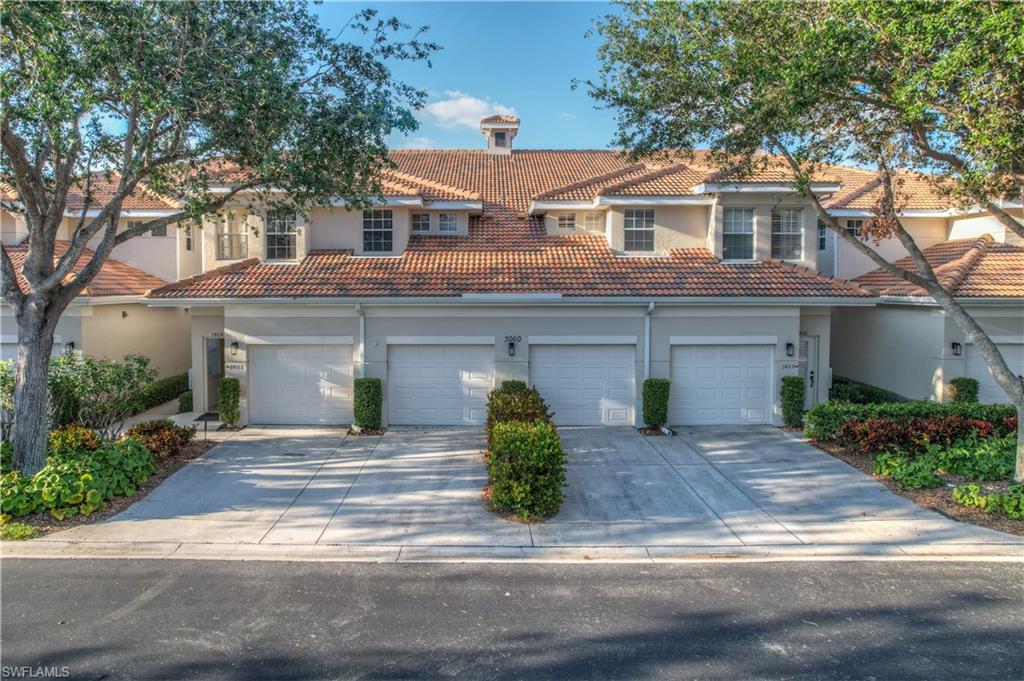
1;175;195;376
143;117;885;427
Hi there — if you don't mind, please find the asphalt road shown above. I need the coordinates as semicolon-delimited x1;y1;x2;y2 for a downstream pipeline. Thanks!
1;559;1022;681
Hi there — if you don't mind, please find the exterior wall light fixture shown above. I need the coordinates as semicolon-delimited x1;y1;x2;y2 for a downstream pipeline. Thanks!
230;341;239;357
785;342;795;358
951;342;962;356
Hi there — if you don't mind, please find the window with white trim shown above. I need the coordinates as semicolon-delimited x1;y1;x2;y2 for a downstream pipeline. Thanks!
557;214;576;230
266;210;297;260
771;208;803;259
584;213;602;231
411;213;431;233
817;219;827;251
438;213;458;233
216;214;248;260
623;208;655;251
846;219;864;237
362;209;393;252
722;208;754;260
185;225;193;251
494;131;507;147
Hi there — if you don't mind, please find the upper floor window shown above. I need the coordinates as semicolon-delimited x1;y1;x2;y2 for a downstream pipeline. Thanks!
493;131;507;147
771;208;803;260
846;219;864;237
185;225;193;252
623;208;655;252
817;219;827;251
438;213;458;233
411;213;431;233
584;213;603;231
362;209;393;252
128;219;165;237
266;210;297;260
557;214;576;230
216;214;247;260
722;208;754;260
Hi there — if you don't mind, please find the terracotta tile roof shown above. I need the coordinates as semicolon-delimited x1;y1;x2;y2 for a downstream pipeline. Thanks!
853;235;1024;298
381;169;481;202
824;170;954;211
603;162;711;196
3;240;167;297
64;173;181;212
480;114;520;125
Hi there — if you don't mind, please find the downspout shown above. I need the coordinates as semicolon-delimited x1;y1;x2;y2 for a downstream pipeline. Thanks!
644;301;654;380
355;303;365;378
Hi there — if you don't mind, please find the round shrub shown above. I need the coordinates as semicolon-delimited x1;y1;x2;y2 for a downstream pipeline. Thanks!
488;419;566;520
353;378;382;430
948;377;980;404
780;375;805;428
217;377;240;427
642;378;670;429
498;379;528;393
178;389;193;414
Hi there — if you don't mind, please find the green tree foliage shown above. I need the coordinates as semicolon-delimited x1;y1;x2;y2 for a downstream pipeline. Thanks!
0;1;437;473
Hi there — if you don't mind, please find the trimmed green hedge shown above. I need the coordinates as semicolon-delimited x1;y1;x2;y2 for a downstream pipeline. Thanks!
138;372;189;411
781;375;805;428
488;419;566;520
804;400;1016;441
498;379;527;393
486;386;551;448
353;378;382;430
949;377;980;404
178;390;193;414
829;376;904;404
642;378;670;428
217;377;240;427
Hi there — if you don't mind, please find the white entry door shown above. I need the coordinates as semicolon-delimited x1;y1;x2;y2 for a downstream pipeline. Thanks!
965;342;1024;404
388;345;495;425
529;344;635;426
669;344;773;425
249;345;354;425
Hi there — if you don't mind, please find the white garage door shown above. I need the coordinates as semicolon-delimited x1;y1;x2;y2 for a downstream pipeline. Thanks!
966;343;1023;404
530;345;635;426
669;344;772;425
388;345;495;425
249;345;353;425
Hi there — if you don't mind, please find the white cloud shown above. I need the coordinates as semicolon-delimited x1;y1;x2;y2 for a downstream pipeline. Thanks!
400;136;435;150
559;112;577;121
424;90;517;130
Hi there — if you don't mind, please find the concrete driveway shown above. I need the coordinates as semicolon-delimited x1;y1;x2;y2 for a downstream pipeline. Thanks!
45;425;1020;550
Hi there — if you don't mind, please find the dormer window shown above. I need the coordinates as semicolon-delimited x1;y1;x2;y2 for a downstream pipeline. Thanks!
493;131;507;148
846;219;864;237
584;213;603;231
624;208;655;252
362;209;393;252
557;214;576;230
439;213;458;233
722;208;754;260
411;213;431;233
266;210;297;260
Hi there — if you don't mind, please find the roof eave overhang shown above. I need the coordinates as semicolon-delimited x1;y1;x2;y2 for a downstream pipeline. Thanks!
423;200;484;212
693;182;842;195
827;208;960;217
877;295;1024;306
144;295;876;308
65;209;180;218
528;196;715;215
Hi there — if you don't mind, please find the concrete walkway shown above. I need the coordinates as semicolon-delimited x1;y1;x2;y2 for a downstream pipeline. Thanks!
9;425;1023;563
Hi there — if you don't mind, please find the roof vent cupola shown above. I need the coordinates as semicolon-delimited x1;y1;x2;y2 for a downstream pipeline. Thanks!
480;115;520;155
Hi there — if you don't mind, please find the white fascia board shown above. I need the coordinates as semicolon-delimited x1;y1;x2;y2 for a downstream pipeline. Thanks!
827;208;959;217
528;200;598;214
328;197;423;208
423;201;484;211
598;196;716;206
143;295;877;307
693;182;842;195
75;295;146;306
208;186;286;195
879;295;1024;306
461;292;563;301
480;123;518;130
67;209;179;218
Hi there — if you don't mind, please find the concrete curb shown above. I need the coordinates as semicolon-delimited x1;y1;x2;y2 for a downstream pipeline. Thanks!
4;540;1023;563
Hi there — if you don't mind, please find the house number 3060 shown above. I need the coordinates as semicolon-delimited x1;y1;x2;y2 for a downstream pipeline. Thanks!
504;335;521;343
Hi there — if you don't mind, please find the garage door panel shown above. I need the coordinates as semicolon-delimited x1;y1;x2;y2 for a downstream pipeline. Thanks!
966;343;1023;404
669;344;772;425
250;345;353;425
530;344;635;426
388;344;495;425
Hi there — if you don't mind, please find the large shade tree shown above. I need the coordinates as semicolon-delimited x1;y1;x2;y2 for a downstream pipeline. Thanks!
588;0;1024;479
1;1;436;473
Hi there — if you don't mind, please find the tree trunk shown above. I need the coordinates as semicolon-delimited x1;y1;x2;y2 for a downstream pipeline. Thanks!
12;306;57;475
1017;402;1024;484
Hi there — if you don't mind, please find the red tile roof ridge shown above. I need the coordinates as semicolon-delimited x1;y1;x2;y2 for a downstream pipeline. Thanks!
383;169;481;200
853;235;1007;297
600;162;701;195
823;175;882;209
934;235;994;292
4;240;166;297
531;163;648;200
146;257;259;297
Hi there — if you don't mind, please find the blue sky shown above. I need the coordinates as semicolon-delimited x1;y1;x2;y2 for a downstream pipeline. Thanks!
312;1;619;150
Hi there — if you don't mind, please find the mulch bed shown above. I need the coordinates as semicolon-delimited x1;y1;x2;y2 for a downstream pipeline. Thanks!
813;440;1024;537
348;427;386;436
13;439;217;537
637;426;667;436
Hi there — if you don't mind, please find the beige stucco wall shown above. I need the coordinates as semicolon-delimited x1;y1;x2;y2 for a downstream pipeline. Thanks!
0;210;27;245
187;302;832;428
948;209;1024;245
834;216;950;280
81;303;190;377
1;306;86;359
938;304;1024;401
606;205;708;252
306;206;412;255
711;194;820;271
